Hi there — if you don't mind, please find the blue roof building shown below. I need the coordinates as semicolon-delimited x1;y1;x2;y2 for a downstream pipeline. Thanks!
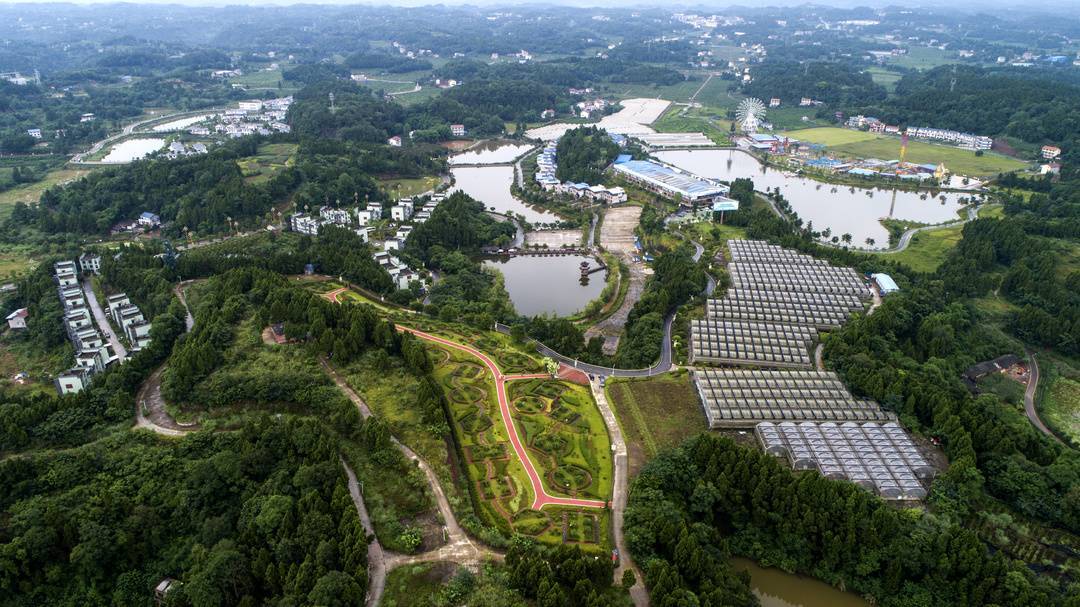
614;154;633;164
872;273;899;295
611;160;728;203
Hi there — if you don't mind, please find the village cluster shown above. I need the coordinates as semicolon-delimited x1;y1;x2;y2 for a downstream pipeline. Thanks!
36;256;151;395
289;194;446;290
185;96;293;139
533;141;628;204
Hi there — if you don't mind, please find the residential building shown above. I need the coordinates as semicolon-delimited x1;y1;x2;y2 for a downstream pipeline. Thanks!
106;293;131;314
79;252;102;274
27;128;42;139
238;100;264;112
6;308;27;330
355;227;371;243
367;203;383;220
319;206;352;226
769;98;781;107
289;213;321;236
55;368;90;395
125;321;153;351
65;308;92;333
356;209;373;226
80;113;95;123
138;212;162;229
387;135;402;147
1042;145;1062;159
451;124;466;137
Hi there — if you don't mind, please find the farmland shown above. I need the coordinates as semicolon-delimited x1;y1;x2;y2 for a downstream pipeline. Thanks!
1042;376;1080;444
605;371;705;476
237;142;297;184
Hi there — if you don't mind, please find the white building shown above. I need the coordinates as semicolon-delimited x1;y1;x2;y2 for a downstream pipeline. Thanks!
451;124;466;137
290;213;322;236
78;253;102;275
55;368;90;395
6;308;27;330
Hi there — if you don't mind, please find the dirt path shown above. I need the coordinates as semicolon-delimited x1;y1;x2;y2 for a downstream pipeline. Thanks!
586;206;645;354
134;366;199;437
397;325;606;510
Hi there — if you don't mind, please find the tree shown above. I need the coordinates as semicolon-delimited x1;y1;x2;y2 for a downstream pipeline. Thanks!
622;569;636;590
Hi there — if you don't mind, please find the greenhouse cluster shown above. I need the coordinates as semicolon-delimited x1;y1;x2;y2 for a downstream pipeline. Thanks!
694;368;895;428
690;240;869;366
755;421;934;500
690;319;816;367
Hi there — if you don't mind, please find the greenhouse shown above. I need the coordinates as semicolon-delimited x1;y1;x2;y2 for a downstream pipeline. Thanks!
707;297;855;329
728;239;830;265
755;421;934;500
730;261;869;297
694;368;895;428
690;319;815;367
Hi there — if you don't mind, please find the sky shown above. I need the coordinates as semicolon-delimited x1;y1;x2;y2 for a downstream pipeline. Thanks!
0;0;1071;10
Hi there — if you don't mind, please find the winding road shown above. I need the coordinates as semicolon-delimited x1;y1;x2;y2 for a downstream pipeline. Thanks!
1023;349;1063;444
876;204;983;254
396;325;607;510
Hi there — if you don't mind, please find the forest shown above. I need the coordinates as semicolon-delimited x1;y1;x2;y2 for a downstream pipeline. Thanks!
555;126;621;185
626;434;1071;607
741;60;887;106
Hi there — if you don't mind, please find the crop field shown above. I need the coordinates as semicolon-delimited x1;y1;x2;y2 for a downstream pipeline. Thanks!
1043;376;1080;444
784;127;1029;176
237;143;297;184
866;67;904;93
652;106;732;145
600;79;709;104
606;370;705;476
429;340;611;548
885;46;958;70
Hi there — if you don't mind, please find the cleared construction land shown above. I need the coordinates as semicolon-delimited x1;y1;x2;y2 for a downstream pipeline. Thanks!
586;205;644;354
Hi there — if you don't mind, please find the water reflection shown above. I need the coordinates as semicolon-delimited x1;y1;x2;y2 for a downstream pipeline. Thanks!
656;149;971;246
448;141;534;165
484;254;607;317
451;166;559;224
731;558;870;607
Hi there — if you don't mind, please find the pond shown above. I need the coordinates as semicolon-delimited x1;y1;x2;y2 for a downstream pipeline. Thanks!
152;114;215;132
655;149;971;246
484;254;608;318
732;558;871;607
449;141;534;165
101;138;166;163
451;166;560;224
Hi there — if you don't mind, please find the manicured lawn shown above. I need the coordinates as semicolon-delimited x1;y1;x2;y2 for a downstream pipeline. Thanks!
887;224;964;273
427;333;611;548
605;370;706;476
237;142;297;184
379;176;441;198
1042;376;1080;444
229;69;296;91
784;127;1029;176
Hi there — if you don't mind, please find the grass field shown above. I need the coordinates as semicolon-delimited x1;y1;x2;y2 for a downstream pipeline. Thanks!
886;46;959;70
766;107;833;131
866;67;905;93
690;77;743;110
652;106;732;145
599;79;708;104
1041;376;1080;444
0;168;92;218
237;143;297;184
605;370;705;476
379;176;441;198
383;562;458;607
885;205;1000;273
783;127;1029;176
229;69;296;92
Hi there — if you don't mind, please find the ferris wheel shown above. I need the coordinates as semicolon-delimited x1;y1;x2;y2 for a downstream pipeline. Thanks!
736;97;767;134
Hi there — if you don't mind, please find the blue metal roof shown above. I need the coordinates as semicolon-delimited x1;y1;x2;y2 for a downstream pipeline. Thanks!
872;273;899;293
614;154;632;164
612;160;727;199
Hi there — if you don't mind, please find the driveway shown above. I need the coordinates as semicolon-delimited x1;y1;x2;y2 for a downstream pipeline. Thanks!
82;278;127;362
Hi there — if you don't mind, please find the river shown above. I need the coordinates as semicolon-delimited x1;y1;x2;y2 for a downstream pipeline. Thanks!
732;558;870;607
484;254;607;317
451;165;560;224
101;138;166;163
655;149;970;246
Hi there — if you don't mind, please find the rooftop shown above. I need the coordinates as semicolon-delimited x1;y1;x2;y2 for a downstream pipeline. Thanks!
612;160;727;198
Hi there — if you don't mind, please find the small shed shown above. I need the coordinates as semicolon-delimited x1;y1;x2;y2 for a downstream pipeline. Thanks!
6;308;28;330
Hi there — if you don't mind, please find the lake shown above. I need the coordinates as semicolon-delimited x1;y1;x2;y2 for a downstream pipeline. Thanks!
451;165;560;224
101;138;166;163
655;149;970;246
449;141;534;165
152;114;215;132
484;254;608;317
732;558;871;607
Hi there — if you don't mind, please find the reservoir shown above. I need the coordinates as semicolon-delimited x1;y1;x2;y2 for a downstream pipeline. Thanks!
101;138;166;163
451;165;559;224
484;254;607;317
449;141;534;165
732;558;871;607
655;149;969;246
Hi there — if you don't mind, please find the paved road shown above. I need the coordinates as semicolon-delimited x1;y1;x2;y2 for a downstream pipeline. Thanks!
82;278;127;362
876;204;982;254
1023;349;1063;444
589;380;648;607
498;312;675;378
398;325;606;510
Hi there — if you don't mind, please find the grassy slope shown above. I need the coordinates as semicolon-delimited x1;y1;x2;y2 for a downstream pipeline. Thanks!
379;176;441;198
605;370;705;477
1042;376;1080;444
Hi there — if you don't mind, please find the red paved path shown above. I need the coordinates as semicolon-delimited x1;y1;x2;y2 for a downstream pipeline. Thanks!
398;325;607;511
